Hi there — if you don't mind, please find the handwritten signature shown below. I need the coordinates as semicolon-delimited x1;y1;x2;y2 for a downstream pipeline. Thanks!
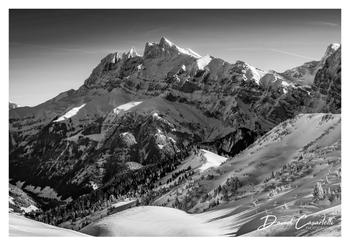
257;214;337;231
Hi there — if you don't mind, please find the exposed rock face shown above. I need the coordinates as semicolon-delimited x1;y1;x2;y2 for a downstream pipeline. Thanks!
320;43;341;66
206;128;258;156
9;183;39;214
120;132;137;147
9;37;341;201
313;47;341;113
281;60;319;85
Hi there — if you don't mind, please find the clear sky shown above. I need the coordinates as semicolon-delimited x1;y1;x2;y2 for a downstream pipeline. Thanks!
9;9;341;106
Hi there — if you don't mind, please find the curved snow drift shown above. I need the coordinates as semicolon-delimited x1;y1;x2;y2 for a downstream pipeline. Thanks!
80;206;223;236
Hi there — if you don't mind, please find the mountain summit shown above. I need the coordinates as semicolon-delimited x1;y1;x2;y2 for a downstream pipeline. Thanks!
144;37;201;59
320;43;340;66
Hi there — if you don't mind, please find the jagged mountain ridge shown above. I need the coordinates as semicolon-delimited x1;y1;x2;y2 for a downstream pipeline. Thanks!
280;43;340;85
9;37;341;202
313;46;341;112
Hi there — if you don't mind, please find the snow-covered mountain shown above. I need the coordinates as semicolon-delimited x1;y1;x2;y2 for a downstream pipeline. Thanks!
9;37;341;223
280;43;340;86
80;206;222;236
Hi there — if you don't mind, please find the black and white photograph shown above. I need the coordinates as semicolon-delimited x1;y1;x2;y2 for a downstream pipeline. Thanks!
7;7;343;237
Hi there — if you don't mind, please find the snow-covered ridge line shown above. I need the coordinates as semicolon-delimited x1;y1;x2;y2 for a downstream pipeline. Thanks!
187;48;201;58
160;37;201;58
54;103;86;122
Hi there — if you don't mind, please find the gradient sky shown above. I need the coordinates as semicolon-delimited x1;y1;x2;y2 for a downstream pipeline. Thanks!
9;9;341;106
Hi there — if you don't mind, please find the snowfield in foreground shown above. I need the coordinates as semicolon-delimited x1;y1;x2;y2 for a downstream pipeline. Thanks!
9;213;88;237
81;206;224;236
199;149;227;171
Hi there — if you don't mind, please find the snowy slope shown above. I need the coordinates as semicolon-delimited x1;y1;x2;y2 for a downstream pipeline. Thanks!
80;206;223;236
200;149;227;171
161;113;341;236
112;101;143;114
245;63;266;84
196;55;212;70
54;104;86;122
9;213;88;236
160;37;201;58
212;113;341;188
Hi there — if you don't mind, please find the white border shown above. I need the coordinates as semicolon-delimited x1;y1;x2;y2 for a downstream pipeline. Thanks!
1;1;348;246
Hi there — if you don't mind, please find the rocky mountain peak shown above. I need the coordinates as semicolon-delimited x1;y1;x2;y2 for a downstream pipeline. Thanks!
110;53;121;64
232;60;265;84
143;37;201;59
320;43;341;65
325;43;340;55
159;36;173;47
313;46;341;113
123;47;140;59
